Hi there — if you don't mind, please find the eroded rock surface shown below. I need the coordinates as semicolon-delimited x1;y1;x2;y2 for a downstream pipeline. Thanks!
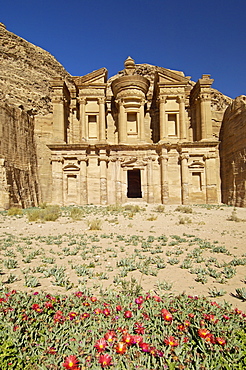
220;96;246;207
0;22;72;115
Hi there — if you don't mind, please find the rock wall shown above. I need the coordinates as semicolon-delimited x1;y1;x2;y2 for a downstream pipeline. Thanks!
0;103;39;208
0;22;73;208
0;22;72;115
220;96;246;207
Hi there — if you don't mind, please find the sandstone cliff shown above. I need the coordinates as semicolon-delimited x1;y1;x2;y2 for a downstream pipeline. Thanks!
0;22;72;114
220;96;246;207
0;22;72;208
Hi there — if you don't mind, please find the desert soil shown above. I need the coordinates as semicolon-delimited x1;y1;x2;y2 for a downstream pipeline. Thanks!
0;204;245;311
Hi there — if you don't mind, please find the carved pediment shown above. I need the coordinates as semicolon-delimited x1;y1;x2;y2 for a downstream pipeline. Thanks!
73;68;108;86
121;157;148;168
157;67;191;85
63;164;80;171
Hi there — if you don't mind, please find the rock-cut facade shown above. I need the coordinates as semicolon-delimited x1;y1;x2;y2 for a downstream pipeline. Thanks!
35;57;227;206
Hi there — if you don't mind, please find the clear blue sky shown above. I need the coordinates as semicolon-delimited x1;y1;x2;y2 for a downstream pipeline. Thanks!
1;0;245;99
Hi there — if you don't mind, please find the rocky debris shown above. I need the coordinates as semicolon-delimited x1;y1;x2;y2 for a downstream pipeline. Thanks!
0;23;73;115
220;96;246;207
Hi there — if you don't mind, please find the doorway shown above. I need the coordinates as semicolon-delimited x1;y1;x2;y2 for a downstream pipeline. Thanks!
127;169;142;198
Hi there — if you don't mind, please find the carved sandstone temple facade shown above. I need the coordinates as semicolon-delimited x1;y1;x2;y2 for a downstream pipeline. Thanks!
35;57;221;206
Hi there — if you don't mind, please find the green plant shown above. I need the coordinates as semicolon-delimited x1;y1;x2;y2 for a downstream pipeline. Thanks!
178;215;192;224
3;258;18;269
175;205;193;213
24;275;40;288
208;287;226;297
156;279;173;291
227;208;242;222
234;287;246;301
87;219;102;230
69;207;84;220
7;207;23;216
154;205;165;213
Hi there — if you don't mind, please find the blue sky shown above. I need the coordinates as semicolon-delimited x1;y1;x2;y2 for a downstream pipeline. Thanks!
1;0;245;99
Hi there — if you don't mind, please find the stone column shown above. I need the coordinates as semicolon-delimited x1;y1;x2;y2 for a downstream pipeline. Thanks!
99;150;108;205
79;97;87;140
200;95;213;140
178;96;186;140
99;97;106;142
51;157;64;205
160;149;169;204
115;159;122;203
0;158;10;209
204;152;217;203
147;157;154;203
180;153;189;204
118;100;127;144
159;96;167;140
79;157;88;205
52;95;65;143
139;100;145;142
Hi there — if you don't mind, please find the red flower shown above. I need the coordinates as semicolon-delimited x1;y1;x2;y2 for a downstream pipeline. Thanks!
74;291;83;297
122;333;132;344
198;328;210;339
153;295;161;302
116;305;122;311
205;333;216;344
94;308;102;315
103;308;111;317
47;347;57;354
81;312;90;319
161;309;173;322
104;330;116;342
139;342;150;352
164;336;179;347
149;346;158;356
124;310;133;318
130;335;143;345
95;338;107;352
115;341;127;354
216;337;226;346
44;301;54;309
98;354;112;367
54;310;65;323
90;296;97;302
135;296;144;305
32;304;43;313
134;322;145;334
69;312;77;320
62;355;79;369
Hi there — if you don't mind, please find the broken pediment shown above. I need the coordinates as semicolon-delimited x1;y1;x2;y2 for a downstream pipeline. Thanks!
73;68;108;87
157;67;191;85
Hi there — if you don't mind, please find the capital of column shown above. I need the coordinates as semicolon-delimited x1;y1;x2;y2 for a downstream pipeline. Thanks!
179;153;189;161
203;152;216;160
158;95;167;104
51;156;64;163
159;154;169;162
52;96;64;104
98;97;106;104
177;95;185;104
78;97;86;105
77;156;88;163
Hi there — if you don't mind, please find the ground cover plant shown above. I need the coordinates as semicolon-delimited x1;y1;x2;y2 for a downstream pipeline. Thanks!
0;204;245;368
0;289;245;369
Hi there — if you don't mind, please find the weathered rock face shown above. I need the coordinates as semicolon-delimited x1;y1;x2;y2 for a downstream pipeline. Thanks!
0;22;72;208
220;96;246;207
0;103;39;208
0;22;72;115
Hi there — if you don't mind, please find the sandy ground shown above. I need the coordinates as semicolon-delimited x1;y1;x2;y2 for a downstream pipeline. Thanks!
0;204;245;311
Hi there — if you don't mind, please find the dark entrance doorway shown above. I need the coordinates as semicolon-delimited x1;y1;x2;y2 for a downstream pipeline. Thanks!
127;169;142;198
